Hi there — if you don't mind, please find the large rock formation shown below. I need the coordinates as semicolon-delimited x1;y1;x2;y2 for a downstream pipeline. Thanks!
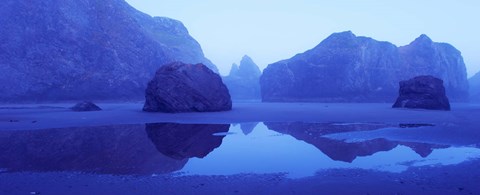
222;55;262;100
0;0;217;102
143;62;232;113
392;76;451;110
260;31;469;102
469;71;480;102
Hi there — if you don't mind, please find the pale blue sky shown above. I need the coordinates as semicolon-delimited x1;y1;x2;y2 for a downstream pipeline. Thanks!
125;0;480;77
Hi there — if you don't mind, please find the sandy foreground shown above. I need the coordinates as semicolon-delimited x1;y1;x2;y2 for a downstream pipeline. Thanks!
1;102;479;194
1;160;479;195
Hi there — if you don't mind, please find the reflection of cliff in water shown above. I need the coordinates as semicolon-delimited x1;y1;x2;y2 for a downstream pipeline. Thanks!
240;122;259;135
265;122;449;162
0;123;229;175
146;123;230;160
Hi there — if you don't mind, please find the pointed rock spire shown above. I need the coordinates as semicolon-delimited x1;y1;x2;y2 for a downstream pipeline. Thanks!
410;34;434;46
229;63;240;77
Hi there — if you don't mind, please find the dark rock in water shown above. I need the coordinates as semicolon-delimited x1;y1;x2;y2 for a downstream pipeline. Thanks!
222;55;262;100
260;31;468;102
71;101;102;111
146;123;230;160
0;0;217;102
392;75;451;110
469;71;480;102
143;62;232;113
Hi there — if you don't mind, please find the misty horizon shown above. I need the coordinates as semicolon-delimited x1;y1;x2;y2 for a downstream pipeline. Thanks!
125;0;480;77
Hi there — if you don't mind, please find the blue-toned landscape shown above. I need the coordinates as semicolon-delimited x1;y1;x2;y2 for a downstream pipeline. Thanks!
1;103;480;194
1;0;480;194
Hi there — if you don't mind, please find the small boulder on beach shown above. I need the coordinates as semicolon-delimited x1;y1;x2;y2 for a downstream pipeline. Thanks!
71;101;102;112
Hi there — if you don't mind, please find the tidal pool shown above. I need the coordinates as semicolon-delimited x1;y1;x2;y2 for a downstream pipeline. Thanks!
1;122;479;176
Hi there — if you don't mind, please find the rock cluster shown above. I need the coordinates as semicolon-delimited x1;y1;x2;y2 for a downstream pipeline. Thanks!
260;31;468;102
222;55;262;100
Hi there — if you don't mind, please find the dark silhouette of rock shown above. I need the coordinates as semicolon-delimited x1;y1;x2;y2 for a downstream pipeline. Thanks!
392;75;451;110
143;62;232;113
265;122;448;162
145;123;230;160
399;142;449;157
0;124;187;174
222;55;262;100
469;71;480;102
0;0;217;102
70;101;102;111
260;31;468;102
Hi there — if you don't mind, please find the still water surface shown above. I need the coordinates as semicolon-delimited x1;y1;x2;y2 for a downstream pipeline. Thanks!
0;122;478;178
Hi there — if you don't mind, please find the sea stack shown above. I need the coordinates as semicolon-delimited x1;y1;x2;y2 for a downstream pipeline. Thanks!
392;75;451;110
222;55;262;100
143;62;232;113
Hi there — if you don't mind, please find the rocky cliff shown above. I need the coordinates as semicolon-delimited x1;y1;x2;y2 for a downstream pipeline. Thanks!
222;55;262;100
398;35;468;100
0;0;217;102
469;71;480;102
260;31;469;102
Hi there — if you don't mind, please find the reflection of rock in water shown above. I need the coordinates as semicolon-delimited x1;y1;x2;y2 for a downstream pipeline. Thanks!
240;122;259;135
399;142;448;157
265;122;449;162
146;123;230;160
266;122;393;136
0;125;187;174
318;138;398;162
